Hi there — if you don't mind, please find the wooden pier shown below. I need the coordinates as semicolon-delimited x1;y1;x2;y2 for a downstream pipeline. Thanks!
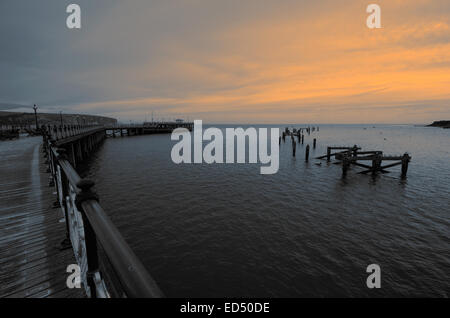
0;138;84;298
316;145;411;177
105;122;193;138
0;122;187;298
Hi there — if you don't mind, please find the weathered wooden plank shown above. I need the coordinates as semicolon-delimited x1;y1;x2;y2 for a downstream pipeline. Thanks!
0;139;84;298
0;221;63;244
0;248;76;297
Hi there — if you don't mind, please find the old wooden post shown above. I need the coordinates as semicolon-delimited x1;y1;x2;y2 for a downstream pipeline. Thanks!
301;135;304;144
313;138;317;149
342;155;350;176
352;145;358;157
326;147;331;162
371;153;382;174
305;144;310;161
292;139;296;157
401;153;410;177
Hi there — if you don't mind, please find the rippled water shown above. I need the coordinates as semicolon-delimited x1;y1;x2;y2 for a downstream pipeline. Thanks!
83;124;450;297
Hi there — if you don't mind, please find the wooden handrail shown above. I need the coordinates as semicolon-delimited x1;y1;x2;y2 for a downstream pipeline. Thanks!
45;129;164;298
81;199;164;298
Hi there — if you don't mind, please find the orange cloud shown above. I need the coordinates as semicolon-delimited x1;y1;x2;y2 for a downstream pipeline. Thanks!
70;0;450;124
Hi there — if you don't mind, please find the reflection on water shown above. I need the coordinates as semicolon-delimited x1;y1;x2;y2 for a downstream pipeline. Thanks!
83;124;450;297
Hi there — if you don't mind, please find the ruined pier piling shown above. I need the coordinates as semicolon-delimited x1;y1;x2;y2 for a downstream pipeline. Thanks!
401;153;411;177
305;145;310;161
316;145;412;177
292;139;296;157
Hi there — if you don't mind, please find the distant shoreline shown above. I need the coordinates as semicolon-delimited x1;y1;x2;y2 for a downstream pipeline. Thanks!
427;121;450;129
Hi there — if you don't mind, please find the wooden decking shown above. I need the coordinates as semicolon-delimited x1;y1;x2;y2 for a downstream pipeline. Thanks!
0;137;85;298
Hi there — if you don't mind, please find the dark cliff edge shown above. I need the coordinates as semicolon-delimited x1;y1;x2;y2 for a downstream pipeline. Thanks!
428;121;450;129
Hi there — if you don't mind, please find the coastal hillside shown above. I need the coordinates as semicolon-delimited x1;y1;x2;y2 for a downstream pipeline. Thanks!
428;121;450;129
0;111;117;127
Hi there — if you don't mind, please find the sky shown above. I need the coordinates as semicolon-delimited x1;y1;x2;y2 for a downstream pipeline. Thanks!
0;0;449;124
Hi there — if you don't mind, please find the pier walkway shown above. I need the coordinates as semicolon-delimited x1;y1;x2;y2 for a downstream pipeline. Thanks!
1;123;173;298
0;137;84;298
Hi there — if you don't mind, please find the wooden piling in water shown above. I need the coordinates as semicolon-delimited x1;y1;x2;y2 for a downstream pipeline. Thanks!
305;145;310;161
371;153;382;175
313;138;317;149
401;153;410;177
342;155;350;176
301;135;304;144
317;145;411;177
292;139;296;157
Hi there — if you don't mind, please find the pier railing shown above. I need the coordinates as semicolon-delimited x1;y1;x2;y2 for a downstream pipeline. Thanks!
43;127;164;298
43;124;103;142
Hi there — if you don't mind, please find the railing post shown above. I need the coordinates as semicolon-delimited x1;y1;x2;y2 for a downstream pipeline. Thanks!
75;179;100;298
48;143;57;186
56;148;72;249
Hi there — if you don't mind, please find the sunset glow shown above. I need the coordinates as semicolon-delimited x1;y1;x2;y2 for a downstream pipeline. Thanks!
1;0;449;123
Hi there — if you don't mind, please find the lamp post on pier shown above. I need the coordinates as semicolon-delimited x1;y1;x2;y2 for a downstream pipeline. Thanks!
33;104;38;130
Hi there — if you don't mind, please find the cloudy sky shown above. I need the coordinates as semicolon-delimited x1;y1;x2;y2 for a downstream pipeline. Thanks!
1;0;449;123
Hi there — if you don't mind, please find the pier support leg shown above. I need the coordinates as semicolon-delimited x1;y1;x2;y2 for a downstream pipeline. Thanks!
371;154;382;175
342;156;350;176
352;145;358;158
292;139;296;157
401;153;410;177
327;147;331;162
305;145;310;162
313;138;317;149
